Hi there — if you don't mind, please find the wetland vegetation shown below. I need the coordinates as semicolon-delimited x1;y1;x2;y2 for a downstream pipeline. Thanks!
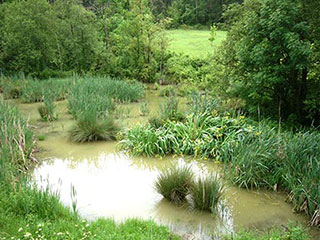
0;0;319;239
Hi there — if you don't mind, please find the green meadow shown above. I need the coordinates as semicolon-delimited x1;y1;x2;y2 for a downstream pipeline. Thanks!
166;29;227;58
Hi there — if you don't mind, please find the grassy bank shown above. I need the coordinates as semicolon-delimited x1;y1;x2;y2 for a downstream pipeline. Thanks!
0;100;177;239
120;95;320;227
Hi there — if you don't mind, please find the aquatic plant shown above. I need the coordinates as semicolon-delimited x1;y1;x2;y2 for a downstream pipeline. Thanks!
188;91;221;116
0;101;36;180
159;85;175;97
189;175;223;213
67;77;144;119
69;111;120;143
155;166;194;203
21;78;72;103
220;126;283;189
122;108;320;226
38;94;57;122
148;96;185;128
139;102;149;116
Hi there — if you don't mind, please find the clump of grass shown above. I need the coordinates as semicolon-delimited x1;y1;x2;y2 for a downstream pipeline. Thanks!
188;91;221;116
159;85;175;97
0;100;36;179
154;82;160;90
67;77;144;119
38;94;57;122
155;166;194;203
139;102;149;116
21;78;72;103
189;175;223;213
115;106;131;119
70;111;120;143
149;96;185;128
177;84;198;97
37;135;46;141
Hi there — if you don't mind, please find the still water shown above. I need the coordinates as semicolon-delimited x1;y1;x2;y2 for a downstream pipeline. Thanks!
14;90;315;239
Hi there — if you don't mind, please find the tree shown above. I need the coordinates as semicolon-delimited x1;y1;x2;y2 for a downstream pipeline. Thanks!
0;0;57;76
219;0;316;124
0;0;102;77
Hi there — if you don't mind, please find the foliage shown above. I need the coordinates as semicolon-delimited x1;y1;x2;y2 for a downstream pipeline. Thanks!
152;0;244;27
208;24;217;45
20;78;71;103
155;165;194;203
189;175;223;213
95;0;170;83
0;0;100;77
149;96;185;128
70;110;120;143
218;0;319;125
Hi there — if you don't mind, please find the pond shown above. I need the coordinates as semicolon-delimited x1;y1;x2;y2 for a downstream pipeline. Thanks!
15;90;315;239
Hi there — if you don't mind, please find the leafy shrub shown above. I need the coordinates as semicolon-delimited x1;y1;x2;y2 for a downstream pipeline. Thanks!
155;166;194;203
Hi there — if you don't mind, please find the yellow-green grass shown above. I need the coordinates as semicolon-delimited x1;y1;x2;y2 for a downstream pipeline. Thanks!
166;29;227;58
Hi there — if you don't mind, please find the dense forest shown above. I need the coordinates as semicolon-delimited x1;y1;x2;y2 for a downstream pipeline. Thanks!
0;0;319;239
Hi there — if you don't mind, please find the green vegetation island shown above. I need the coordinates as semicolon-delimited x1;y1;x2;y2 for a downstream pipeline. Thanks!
0;0;319;239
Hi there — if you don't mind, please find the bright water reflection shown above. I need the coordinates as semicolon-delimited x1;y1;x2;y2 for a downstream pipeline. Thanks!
33;151;309;239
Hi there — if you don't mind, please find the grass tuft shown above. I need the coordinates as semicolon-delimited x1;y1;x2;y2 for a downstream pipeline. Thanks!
70;111;120;143
155;166;194;203
189;175;223;213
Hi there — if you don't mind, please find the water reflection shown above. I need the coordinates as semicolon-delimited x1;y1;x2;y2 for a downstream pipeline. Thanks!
33;151;310;239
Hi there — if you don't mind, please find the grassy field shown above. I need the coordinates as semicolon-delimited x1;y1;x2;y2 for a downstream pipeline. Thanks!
166;29;227;58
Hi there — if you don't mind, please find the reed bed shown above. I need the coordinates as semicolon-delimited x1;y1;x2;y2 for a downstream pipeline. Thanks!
21;78;72;103
67;77;144;119
0;101;36;180
67;77;143;142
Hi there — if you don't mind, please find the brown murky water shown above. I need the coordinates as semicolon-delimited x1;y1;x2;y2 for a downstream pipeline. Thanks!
14;90;318;239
